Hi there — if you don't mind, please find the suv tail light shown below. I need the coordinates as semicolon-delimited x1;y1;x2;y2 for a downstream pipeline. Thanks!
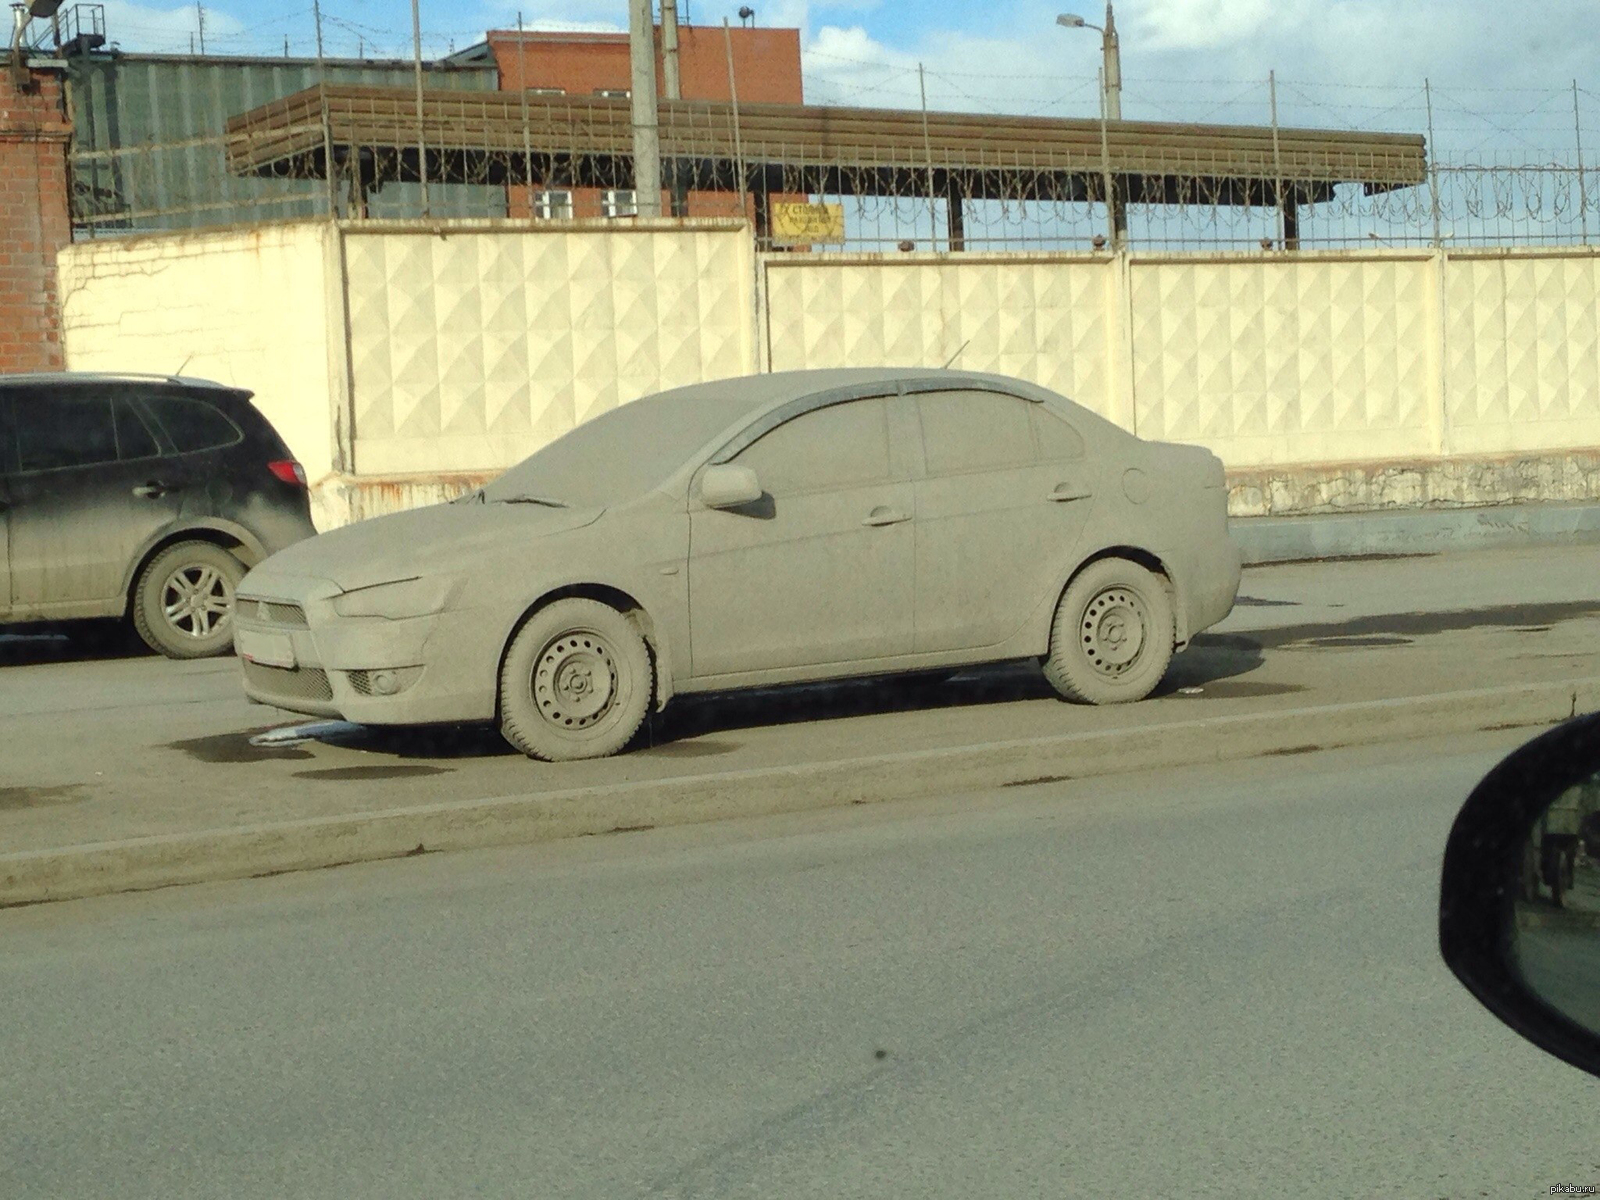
268;460;308;487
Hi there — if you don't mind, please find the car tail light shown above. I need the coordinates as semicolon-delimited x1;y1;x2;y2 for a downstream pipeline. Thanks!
268;460;307;487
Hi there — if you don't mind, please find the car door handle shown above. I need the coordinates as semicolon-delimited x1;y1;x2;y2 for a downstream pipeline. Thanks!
132;481;182;499
1048;483;1091;502
862;506;911;527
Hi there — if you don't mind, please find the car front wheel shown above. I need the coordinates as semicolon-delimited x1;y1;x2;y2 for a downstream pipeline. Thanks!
1042;558;1175;705
499;599;654;761
132;540;246;659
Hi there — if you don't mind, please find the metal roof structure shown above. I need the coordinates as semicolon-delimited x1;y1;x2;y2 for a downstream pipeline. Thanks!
223;84;1429;247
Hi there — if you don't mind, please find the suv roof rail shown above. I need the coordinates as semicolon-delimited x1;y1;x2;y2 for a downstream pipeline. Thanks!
0;371;244;391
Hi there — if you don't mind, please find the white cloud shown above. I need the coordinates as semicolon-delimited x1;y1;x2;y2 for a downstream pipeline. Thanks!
94;1;247;54
1125;0;1283;53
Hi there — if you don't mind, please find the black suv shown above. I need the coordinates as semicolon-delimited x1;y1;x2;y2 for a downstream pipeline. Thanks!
0;373;318;658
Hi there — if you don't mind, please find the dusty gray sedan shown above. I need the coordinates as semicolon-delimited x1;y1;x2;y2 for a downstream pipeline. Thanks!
234;368;1241;760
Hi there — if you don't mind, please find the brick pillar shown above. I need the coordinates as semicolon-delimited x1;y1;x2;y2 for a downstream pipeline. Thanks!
0;68;72;374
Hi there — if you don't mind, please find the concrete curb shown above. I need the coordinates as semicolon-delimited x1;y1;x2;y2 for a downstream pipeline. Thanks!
6;676;1600;907
1232;501;1600;564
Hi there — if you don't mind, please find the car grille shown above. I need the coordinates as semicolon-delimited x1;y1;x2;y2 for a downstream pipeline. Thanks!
239;598;308;628
242;660;333;702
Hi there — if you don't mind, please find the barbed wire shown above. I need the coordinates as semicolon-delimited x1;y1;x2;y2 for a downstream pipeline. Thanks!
52;5;1600;253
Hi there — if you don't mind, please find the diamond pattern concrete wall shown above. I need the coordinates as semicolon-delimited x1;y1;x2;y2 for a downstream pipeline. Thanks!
58;226;1600;526
764;257;1125;429
1444;252;1600;455
1128;256;1435;467
344;223;755;475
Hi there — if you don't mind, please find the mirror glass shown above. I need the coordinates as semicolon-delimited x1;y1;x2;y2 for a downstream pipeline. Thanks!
1511;767;1600;1035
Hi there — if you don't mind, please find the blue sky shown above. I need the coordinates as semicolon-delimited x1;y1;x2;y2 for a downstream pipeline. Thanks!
62;1;1600;159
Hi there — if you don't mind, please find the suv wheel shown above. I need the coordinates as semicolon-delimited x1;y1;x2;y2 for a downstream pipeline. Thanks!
132;541;246;659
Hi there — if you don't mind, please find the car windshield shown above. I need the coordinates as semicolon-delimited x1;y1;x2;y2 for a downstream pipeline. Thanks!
479;383;766;509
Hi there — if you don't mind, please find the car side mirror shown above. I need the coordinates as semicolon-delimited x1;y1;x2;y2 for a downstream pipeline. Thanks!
699;463;763;509
1440;710;1600;1077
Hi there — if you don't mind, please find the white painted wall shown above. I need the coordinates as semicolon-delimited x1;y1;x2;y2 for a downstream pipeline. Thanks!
57;222;346;526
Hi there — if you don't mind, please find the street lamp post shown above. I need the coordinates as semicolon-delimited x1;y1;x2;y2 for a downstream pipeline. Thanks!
1057;3;1120;121
1058;3;1125;248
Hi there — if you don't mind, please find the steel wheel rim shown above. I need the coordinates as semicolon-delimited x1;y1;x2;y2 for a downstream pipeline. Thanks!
533;629;619;731
1079;586;1148;679
161;564;234;640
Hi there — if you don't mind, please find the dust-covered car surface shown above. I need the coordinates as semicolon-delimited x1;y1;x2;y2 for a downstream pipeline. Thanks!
0;372;318;658
235;368;1242;760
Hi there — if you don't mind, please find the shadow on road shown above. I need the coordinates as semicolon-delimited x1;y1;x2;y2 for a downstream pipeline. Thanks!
223;596;1600;763
252;634;1276;762
0;623;151;667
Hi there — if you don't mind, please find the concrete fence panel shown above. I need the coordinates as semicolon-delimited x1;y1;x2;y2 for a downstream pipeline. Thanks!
57;223;1600;527
1126;254;1437;467
341;220;757;476
1443;250;1600;456
763;254;1124;429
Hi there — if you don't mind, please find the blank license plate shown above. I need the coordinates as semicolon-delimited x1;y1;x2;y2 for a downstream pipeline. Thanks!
237;629;296;669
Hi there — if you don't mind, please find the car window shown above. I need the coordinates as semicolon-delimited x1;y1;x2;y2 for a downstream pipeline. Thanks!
143;394;242;454
917;390;1036;475
733;397;893;495
15;392;119;473
1032;406;1087;461
113;398;162;461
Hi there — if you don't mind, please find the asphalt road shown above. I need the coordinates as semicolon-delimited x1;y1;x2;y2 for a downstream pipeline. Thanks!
4;543;1600;855
5;727;1599;1199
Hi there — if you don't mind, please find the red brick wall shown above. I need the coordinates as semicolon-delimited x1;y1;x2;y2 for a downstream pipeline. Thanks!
487;27;804;221
0;69;71;373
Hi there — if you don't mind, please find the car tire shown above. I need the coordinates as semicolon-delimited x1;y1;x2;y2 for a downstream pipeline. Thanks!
499;599;654;762
131;540;246;660
1042;558;1175;705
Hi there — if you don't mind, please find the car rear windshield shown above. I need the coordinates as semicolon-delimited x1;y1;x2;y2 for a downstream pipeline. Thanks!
482;385;763;508
143;394;244;454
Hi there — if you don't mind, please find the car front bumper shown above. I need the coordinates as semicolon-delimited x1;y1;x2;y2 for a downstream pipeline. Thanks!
234;570;499;726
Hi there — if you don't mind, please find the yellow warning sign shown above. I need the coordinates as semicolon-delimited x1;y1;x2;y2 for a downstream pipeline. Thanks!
771;201;846;245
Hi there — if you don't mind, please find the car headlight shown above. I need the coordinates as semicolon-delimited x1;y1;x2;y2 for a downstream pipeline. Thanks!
332;576;457;620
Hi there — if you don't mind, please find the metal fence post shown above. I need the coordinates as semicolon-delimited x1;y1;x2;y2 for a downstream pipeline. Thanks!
723;19;748;232
1269;70;1287;249
518;11;533;218
1574;79;1589;246
1097;66;1116;249
313;1;336;220
411;0;429;217
1425;78;1442;249
918;64;937;249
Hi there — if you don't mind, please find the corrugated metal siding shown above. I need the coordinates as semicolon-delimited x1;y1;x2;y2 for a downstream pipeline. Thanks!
67;54;505;233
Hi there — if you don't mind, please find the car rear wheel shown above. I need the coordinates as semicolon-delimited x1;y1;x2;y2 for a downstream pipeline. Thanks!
499;599;654;762
132;540;246;659
1042;558;1175;705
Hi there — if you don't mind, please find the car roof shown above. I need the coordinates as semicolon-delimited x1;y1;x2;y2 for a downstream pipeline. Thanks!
648;367;1063;420
0;372;247;396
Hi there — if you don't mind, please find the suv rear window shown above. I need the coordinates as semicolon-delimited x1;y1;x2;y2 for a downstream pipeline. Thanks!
144;394;243;454
15;392;119;472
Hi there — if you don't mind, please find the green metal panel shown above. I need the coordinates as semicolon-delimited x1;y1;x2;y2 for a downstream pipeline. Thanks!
67;54;505;233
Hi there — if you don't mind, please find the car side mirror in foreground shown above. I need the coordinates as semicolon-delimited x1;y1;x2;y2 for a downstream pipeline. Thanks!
699;464;763;509
1440;710;1600;1077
